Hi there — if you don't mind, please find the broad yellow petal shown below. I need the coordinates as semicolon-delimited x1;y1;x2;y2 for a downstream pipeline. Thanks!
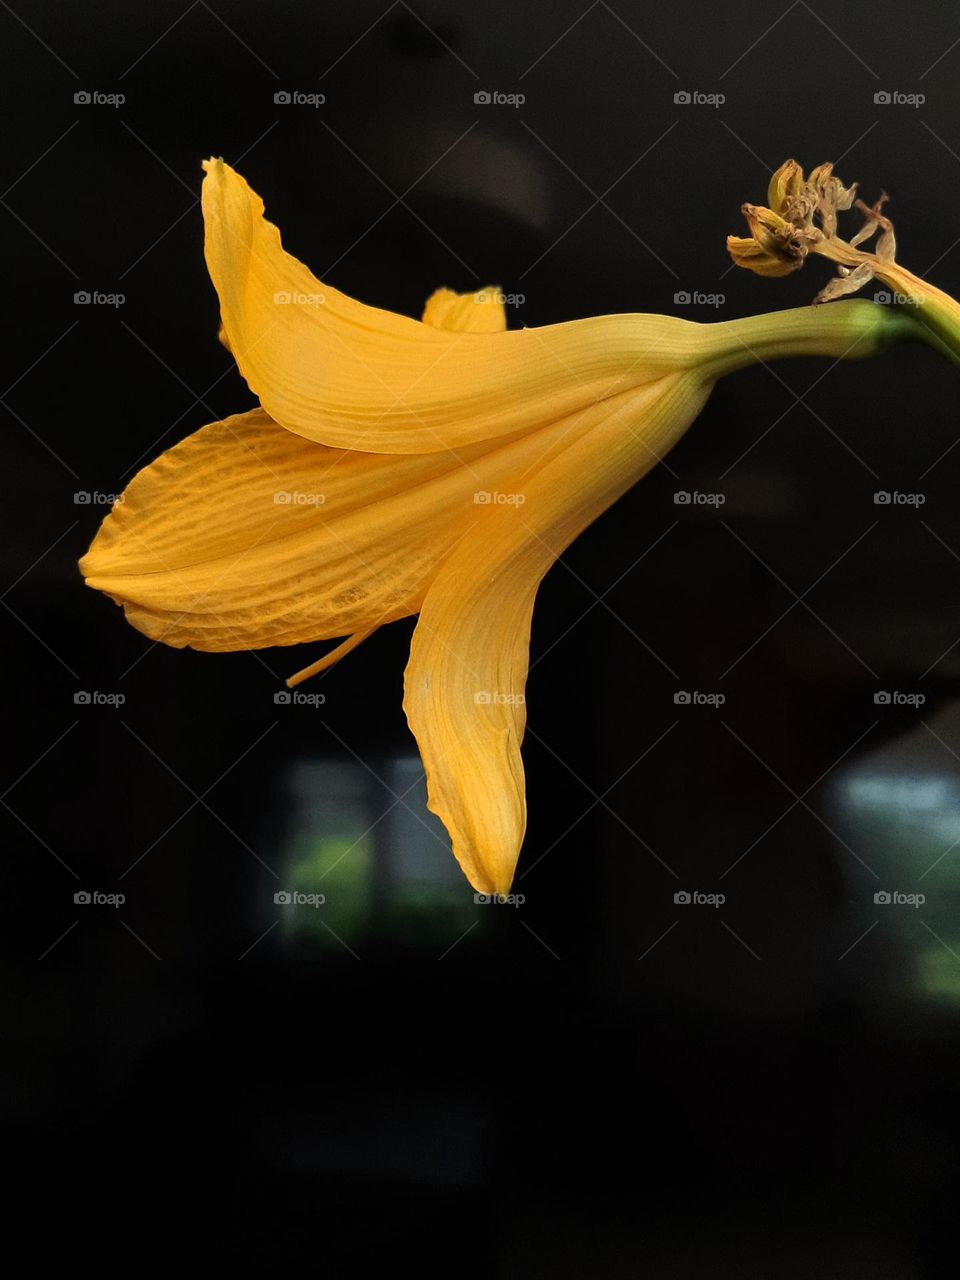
422;286;506;332
201;159;705;454
403;373;711;895
80;393;636;652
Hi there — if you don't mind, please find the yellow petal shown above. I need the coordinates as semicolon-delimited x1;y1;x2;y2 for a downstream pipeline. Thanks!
201;159;703;454
80;394;640;652
403;373;711;895
422;286;506;332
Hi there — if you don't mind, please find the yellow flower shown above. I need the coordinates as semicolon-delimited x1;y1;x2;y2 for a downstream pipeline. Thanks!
81;160;917;896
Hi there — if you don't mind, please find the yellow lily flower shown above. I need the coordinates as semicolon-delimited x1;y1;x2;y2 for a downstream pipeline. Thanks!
81;160;919;897
728;158;960;363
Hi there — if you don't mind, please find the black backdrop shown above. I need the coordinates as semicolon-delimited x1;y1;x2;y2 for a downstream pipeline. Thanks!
5;1;960;1273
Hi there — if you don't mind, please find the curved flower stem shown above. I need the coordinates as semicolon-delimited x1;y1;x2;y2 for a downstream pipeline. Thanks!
876;264;960;370
697;299;926;383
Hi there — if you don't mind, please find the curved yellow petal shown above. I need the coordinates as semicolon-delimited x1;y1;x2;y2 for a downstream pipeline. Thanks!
767;159;803;213
80;395;633;652
80;408;462;649
201;159;704;454
422;286;506;332
403;373;711;895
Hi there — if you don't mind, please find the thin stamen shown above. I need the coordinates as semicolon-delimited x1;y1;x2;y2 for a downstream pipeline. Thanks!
285;628;376;688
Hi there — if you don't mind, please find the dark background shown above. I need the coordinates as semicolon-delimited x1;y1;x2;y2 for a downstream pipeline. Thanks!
4;1;960;1272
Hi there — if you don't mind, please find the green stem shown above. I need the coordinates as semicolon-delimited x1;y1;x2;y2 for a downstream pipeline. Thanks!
878;264;960;370
698;299;922;382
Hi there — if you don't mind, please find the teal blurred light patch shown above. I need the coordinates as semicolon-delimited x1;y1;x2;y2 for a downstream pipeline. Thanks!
276;755;477;949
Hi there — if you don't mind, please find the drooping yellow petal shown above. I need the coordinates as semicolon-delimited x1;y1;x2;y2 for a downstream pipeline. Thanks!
422;286;506;332
403;373;711;895
201;159;706;454
726;234;798;278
